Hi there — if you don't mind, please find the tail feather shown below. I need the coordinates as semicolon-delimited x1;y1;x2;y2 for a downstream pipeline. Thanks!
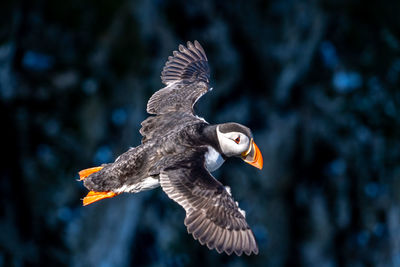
79;166;104;181
83;191;119;206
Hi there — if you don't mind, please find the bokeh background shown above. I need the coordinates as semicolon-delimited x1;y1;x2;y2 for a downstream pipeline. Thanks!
1;0;400;266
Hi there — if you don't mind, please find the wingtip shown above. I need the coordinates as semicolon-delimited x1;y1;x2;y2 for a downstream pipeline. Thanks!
160;40;210;86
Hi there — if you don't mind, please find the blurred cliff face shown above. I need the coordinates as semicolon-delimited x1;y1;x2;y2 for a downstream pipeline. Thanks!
1;0;400;266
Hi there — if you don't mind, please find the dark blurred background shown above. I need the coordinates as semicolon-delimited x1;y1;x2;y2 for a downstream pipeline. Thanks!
1;0;400;266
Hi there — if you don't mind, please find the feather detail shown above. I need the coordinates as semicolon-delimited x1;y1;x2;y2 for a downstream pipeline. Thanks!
161;41;209;85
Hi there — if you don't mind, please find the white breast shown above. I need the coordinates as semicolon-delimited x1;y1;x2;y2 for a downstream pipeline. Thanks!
204;146;225;172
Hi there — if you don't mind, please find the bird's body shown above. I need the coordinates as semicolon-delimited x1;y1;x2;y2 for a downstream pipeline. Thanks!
79;41;263;256
84;119;215;193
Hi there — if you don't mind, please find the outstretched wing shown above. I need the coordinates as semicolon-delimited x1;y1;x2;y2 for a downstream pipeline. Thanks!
159;157;258;256
147;41;211;115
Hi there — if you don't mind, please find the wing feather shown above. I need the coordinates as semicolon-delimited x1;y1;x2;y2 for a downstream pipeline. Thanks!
235;231;243;256
147;41;210;115
205;224;218;250
215;229;226;254
159;160;258;256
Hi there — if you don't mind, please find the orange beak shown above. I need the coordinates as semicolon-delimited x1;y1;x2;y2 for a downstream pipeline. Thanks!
241;139;263;170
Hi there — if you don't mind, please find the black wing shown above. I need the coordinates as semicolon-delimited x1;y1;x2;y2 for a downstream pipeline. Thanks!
159;158;258;256
147;41;211;115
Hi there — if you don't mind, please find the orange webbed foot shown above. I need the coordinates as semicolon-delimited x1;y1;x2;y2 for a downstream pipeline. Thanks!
82;191;119;206
78;166;104;181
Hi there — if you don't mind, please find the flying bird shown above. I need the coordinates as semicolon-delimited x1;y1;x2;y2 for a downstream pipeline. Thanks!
79;41;263;256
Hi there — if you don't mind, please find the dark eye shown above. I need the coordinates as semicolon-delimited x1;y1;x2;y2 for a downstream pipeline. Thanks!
234;136;240;144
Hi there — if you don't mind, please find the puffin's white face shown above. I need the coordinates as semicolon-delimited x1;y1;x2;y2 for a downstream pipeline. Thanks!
216;125;251;157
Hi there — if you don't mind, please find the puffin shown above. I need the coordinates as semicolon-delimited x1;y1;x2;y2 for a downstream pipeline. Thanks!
79;41;263;256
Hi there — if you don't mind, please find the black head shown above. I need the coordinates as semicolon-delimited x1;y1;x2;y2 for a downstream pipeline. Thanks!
218;123;253;139
216;122;263;169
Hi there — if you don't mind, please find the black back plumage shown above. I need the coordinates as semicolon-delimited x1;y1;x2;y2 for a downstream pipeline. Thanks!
140;112;201;143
